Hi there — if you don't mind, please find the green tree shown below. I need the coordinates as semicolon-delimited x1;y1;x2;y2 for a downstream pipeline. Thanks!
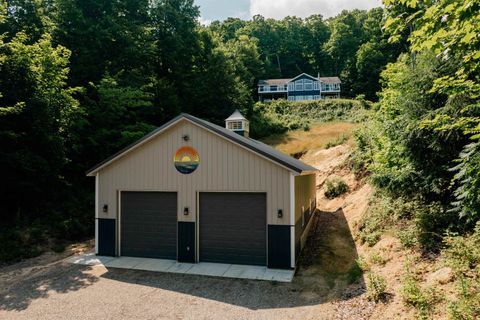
0;32;78;223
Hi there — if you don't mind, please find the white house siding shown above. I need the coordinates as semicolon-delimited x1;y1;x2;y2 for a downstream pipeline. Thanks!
96;118;292;225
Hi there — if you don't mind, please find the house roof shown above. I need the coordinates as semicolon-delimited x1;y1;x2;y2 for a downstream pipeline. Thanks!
225;109;247;121
258;79;290;86
86;113;317;176
319;76;341;84
289;73;319;82
258;74;341;86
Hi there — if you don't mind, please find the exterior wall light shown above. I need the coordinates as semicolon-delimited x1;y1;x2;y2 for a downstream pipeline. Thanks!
182;134;190;141
184;207;189;215
103;204;108;213
277;209;283;218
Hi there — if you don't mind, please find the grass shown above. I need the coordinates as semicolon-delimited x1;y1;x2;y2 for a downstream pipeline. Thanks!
325;134;349;149
261;121;357;157
324;177;349;199
366;272;387;302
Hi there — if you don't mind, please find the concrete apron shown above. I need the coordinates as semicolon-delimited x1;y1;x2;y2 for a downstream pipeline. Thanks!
66;253;295;282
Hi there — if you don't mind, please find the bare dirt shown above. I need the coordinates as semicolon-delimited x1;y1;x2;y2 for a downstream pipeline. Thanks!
0;122;438;319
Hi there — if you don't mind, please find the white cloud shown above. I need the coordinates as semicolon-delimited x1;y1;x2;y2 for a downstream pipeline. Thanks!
250;0;382;19
198;16;212;26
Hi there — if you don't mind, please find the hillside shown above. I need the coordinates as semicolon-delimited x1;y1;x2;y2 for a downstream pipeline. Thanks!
268;121;468;319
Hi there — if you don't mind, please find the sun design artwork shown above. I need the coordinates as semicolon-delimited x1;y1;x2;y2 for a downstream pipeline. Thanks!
174;146;199;174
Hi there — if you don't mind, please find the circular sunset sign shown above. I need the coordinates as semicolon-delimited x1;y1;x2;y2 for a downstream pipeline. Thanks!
174;146;199;174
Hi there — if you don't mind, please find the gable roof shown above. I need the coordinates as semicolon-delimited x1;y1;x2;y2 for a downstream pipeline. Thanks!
288;73;319;82
86;113;317;176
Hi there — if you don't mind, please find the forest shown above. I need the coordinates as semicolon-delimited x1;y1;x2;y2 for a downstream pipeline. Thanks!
0;2;479;308
0;0;403;261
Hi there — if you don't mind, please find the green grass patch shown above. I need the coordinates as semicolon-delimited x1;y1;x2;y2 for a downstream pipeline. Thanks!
324;178;349;199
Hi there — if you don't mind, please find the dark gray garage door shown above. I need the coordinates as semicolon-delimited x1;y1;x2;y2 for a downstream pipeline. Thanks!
199;192;266;266
121;191;177;259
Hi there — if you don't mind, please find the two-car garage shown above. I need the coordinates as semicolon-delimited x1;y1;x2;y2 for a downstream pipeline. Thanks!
120;191;267;266
89;112;317;270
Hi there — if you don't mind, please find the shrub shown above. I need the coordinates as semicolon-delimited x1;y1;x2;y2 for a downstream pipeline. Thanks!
369;251;390;266
324;178;349;199
325;134;348;149
401;274;439;318
357;194;395;246
444;222;480;319
366;272;387;302
397;224;419;249
347;256;370;284
250;98;370;139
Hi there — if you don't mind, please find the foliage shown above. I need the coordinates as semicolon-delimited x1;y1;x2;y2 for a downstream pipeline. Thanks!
347;257;366;284
324;178;349;199
450;140;480;222
369;251;390;266
366;272;387;302
250;98;369;138
325;134;348;149
400;273;438;318
357;194;396;246
376;0;480;224
0;32;79;224
211;8;404;100
443;222;480;319
0;0;409;263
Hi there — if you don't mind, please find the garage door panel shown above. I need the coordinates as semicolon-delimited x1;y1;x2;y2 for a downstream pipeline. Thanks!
121;192;177;259
199;192;266;266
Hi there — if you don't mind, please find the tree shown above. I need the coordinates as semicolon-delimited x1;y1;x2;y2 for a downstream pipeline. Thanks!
54;0;152;87
0;32;78;223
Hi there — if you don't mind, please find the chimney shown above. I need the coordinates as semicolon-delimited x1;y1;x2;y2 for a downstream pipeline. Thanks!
225;109;249;138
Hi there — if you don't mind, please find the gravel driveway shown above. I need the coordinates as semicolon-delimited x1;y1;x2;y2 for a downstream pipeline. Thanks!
0;213;371;320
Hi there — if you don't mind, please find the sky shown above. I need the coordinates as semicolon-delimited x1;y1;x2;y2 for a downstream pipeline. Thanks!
195;0;383;25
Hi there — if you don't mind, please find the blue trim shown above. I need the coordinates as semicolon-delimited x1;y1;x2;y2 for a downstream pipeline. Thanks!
178;221;195;262
97;218;116;256
268;225;292;269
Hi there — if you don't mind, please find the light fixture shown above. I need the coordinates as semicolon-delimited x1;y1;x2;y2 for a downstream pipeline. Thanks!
103;204;108;213
184;207;189;215
277;209;283;218
182;134;190;141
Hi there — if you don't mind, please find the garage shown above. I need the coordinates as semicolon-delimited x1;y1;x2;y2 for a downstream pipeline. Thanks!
88;111;317;270
199;192;266;265
120;191;177;259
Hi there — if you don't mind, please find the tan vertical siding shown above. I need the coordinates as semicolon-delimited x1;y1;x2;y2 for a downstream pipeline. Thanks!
97;119;292;225
294;173;316;226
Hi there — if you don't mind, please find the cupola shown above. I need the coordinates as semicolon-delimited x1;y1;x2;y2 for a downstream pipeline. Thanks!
225;109;249;138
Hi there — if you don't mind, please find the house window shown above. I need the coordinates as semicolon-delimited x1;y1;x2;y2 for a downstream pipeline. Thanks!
288;82;294;91
227;121;243;130
306;95;313;100
314;81;319;90
270;85;277;91
295;80;303;91
259;86;264;92
288;96;294;101
304;80;313;91
313;95;320;100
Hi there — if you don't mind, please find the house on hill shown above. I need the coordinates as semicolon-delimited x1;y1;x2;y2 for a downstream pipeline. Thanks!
258;73;341;102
